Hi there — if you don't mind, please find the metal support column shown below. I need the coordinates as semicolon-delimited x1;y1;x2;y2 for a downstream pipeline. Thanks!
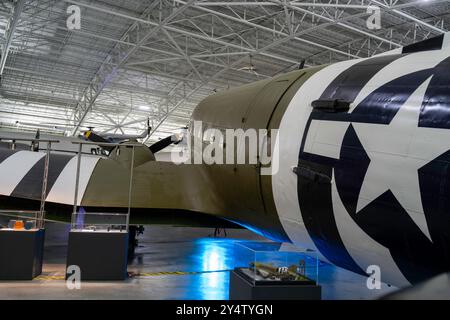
72;143;83;228
38;141;51;229
126;146;135;232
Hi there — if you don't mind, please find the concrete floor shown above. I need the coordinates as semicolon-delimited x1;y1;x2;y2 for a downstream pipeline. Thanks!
0;220;397;300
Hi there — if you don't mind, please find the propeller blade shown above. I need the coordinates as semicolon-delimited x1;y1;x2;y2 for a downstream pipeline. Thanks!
148;134;182;154
299;59;306;70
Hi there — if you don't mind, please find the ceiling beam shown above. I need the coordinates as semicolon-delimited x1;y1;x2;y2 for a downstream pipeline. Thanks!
144;17;332;143
67;0;360;62
68;0;196;135
0;0;26;75
373;0;447;33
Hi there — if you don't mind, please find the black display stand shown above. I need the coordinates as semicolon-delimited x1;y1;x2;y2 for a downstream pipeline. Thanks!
229;269;322;300
66;231;129;280
0;229;45;280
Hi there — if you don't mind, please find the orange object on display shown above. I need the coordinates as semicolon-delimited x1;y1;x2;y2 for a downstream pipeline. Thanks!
14;220;25;230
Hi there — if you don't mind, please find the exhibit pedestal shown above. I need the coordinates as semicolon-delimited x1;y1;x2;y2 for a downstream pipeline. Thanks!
0;229;45;280
66;231;129;281
229;269;322;300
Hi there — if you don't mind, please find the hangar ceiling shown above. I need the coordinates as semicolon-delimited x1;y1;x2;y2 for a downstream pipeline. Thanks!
0;0;449;143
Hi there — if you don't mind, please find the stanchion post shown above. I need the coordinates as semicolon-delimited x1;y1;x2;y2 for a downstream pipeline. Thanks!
72;143;83;229
126;145;135;232
38;141;51;229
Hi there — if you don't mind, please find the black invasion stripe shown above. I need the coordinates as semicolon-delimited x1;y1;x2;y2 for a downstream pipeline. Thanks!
320;54;404;103
402;34;444;54
0;148;17;164
297;54;404;275
10;153;73;201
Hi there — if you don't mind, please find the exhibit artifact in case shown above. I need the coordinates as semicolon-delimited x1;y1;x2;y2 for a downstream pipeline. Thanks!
233;241;319;286
0;210;42;232
71;209;128;232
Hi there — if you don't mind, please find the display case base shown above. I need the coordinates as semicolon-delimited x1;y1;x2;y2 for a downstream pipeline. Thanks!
229;269;321;300
0;229;45;280
66;231;129;281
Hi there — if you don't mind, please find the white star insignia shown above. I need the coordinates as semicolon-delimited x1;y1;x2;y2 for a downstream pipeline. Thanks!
352;75;450;242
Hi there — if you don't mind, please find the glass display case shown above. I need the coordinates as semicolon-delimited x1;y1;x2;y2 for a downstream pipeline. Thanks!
233;241;318;286
0;210;41;231
67;210;130;281
71;210;128;232
0;210;46;280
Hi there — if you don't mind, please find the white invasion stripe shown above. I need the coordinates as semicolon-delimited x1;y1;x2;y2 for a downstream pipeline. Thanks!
46;155;100;205
304;120;350;159
0;151;45;196
442;33;450;50
331;171;410;287
272;57;364;259
373;48;402;57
